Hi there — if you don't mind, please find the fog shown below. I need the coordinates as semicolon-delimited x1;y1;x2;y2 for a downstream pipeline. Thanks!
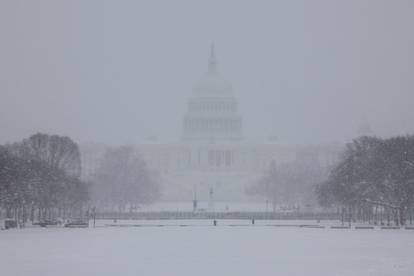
2;3;414;275
1;0;414;145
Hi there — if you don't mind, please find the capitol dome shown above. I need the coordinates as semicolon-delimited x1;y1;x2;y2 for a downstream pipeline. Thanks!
182;46;242;142
193;73;233;98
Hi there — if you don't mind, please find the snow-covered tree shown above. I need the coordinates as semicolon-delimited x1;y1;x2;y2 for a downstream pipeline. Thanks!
11;133;82;177
0;134;89;223
316;135;414;225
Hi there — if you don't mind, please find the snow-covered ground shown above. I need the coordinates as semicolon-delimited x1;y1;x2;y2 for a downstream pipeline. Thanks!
1;221;414;276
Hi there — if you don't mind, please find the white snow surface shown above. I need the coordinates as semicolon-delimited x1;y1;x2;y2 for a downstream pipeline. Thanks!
1;220;414;276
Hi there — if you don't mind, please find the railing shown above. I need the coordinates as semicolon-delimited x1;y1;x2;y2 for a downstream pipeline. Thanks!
95;211;339;220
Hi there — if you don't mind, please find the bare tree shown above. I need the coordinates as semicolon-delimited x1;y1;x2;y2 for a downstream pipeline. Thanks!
249;161;327;211
92;145;160;211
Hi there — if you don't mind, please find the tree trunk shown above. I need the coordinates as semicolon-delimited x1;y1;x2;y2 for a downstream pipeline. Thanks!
399;205;406;226
386;207;391;226
393;209;399;226
6;207;12;218
22;205;27;226
30;206;34;223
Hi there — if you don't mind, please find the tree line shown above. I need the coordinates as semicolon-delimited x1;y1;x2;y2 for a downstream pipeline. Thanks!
0;133;88;225
1;135;162;225
316;135;414;226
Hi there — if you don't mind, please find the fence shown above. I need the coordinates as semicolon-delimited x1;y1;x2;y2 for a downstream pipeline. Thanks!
95;211;339;220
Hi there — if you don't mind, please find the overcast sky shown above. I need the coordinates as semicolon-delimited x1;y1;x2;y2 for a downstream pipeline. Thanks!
1;0;413;145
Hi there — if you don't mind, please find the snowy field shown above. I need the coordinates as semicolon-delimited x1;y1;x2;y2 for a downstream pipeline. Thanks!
1;221;414;276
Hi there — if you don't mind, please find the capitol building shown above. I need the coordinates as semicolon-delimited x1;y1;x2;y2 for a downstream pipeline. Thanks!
81;47;340;209
135;47;339;204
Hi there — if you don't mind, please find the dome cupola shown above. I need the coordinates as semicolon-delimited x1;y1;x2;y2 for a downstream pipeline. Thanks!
192;44;234;99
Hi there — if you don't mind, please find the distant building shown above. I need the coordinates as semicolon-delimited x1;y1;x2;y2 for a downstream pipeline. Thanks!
81;47;342;206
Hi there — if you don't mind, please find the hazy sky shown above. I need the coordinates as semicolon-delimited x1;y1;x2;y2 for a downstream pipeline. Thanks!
1;0;413;145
